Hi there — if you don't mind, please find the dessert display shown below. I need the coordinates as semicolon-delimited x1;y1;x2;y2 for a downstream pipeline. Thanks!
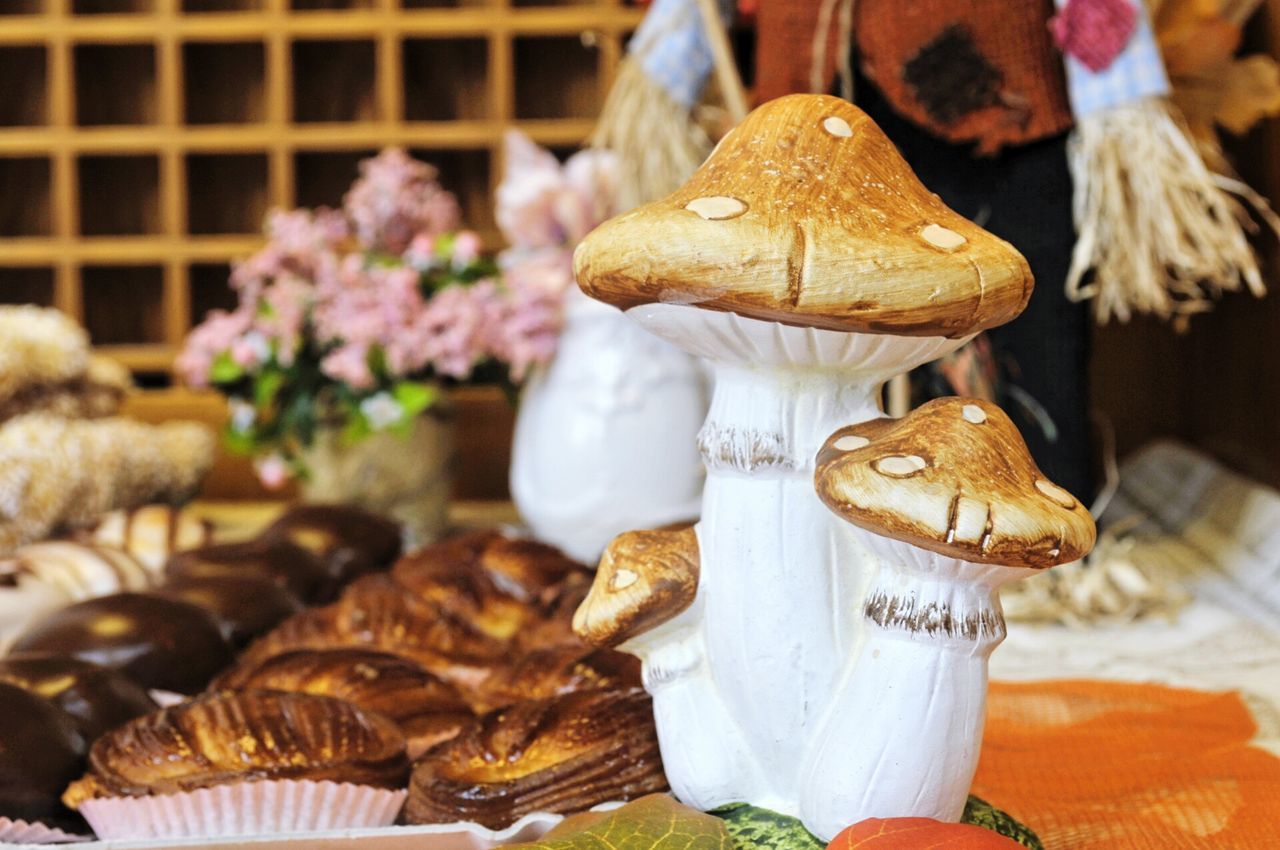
89;504;215;572
0;414;214;556
213;647;473;757
9;592;234;694
62;690;411;839
404;687;667;829
156;575;304;649
262;503;404;588
0;654;157;740
470;645;641;713
0;682;86;834
166;537;332;604
571;93;1095;838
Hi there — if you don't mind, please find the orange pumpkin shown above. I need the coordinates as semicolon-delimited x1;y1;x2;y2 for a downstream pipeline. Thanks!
828;818;1025;849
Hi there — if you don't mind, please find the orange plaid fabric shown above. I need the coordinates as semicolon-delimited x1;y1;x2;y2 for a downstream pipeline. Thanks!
975;680;1280;849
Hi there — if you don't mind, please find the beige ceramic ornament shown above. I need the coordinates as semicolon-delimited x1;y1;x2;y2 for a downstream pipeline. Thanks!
571;94;1086;838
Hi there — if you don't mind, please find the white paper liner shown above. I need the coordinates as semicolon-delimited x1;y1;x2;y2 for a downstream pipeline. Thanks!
146;691;187;709
0;816;91;845
77;780;406;841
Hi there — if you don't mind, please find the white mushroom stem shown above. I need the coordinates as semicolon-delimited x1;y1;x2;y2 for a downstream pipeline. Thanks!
696;366;880;809
629;304;969;815
620;599;767;811
797;532;1031;840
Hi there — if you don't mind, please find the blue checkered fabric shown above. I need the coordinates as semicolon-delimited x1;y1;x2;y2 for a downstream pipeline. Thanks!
630;0;732;110
1057;0;1170;117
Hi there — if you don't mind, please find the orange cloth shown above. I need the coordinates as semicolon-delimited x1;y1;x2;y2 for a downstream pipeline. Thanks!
975;680;1280;849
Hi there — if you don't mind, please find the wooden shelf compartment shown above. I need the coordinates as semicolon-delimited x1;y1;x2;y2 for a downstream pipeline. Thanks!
513;34;600;119
183;41;266;125
74;43;157;126
403;37;490;120
188;262;239;325
0;267;56;306
0;45;47;127
291;39;378;123
186;152;269;235
0;156;52;237
80;265;166;345
182;0;265;11
73;0;155;13
77;154;161;236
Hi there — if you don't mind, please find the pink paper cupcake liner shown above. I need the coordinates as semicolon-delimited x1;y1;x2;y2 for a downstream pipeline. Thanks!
0;817;91;844
77;779;407;841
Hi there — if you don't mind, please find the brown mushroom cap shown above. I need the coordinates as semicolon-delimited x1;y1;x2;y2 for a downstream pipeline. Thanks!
574;94;1033;339
815;398;1095;568
572;528;699;648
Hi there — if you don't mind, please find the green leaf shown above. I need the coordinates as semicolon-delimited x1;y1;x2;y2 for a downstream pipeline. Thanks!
209;352;244;384
962;797;1042;850
254;369;285;409
340;408;373;445
712;804;824;850
392;380;439;418
508;795;732;850
709;798;1042;850
221;424;257;456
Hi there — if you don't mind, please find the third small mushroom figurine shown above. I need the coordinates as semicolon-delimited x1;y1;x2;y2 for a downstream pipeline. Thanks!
569;93;1096;838
805;398;1095;836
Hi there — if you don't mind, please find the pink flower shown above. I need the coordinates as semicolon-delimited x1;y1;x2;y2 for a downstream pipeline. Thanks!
344;148;460;254
321;342;375;389
452;230;483;266
254;454;290;490
176;307;255;387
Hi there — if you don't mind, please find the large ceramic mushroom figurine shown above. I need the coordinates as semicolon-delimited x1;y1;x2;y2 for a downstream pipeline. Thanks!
802;398;1096;838
573;527;764;808
573;93;1033;812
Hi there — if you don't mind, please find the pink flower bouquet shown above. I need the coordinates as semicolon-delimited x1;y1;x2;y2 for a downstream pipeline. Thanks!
178;148;555;486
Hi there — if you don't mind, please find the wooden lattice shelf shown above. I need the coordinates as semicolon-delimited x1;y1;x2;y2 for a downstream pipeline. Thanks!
0;0;642;379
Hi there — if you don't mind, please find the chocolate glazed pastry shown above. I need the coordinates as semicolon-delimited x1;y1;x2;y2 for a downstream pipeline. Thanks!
62;690;409;809
9;592;233;694
213;648;473;757
405;687;668;829
0;654;156;741
155;575;303;650
471;646;642;713
0;682;86;829
263;504;404;589
166;538;332;604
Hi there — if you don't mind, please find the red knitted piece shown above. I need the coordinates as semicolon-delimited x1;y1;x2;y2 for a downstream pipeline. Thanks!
1049;0;1138;72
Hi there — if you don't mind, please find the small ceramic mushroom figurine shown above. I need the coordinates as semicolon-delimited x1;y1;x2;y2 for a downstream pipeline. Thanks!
803;398;1096;838
573;93;1033;813
573;527;762;809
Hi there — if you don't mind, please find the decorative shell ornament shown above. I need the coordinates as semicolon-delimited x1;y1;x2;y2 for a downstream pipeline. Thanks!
571;94;1094;838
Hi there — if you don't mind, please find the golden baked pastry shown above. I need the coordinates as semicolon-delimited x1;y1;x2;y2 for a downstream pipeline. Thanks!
262;503;404;588
214;648;473;755
470;646;642;713
404;687;667;829
62;690;409;809
392;532;590;643
237;575;507;692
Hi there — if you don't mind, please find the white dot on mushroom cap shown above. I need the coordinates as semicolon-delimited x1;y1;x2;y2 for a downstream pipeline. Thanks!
833;435;870;451
921;223;967;250
962;404;987;424
611;568;639;591
874;455;928;477
685;196;747;221
1035;479;1076;509
822;116;853;137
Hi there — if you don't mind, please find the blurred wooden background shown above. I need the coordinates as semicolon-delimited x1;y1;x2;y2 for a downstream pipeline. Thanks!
2;0;1278;501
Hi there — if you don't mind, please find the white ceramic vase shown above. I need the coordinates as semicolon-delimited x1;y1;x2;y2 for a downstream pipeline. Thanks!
510;289;708;564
